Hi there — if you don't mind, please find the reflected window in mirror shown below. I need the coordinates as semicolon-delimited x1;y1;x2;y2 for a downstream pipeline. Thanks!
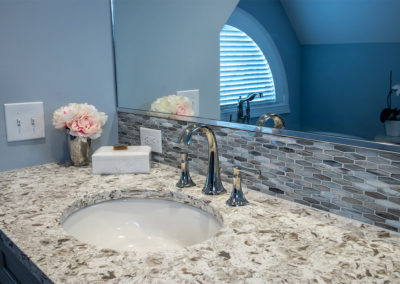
220;7;290;123
220;25;276;123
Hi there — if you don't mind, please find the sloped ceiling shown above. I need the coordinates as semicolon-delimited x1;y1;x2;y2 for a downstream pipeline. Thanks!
280;0;400;45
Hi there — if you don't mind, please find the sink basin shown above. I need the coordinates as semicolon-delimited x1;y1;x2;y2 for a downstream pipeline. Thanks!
62;198;222;252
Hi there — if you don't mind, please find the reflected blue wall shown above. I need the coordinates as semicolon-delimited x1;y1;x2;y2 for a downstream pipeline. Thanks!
237;0;302;129
301;43;400;139
240;1;400;140
114;0;238;120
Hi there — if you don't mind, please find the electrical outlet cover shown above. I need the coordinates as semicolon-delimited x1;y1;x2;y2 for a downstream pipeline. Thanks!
140;127;162;153
4;102;45;142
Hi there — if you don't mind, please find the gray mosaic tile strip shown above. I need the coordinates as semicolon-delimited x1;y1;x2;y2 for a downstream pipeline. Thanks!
118;112;400;232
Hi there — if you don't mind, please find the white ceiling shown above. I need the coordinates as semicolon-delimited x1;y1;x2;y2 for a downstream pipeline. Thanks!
280;0;400;45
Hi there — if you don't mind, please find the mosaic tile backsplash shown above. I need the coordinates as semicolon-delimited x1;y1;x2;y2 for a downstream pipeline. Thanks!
118;112;400;232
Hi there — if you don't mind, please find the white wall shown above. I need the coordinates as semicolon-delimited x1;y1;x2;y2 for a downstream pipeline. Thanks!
114;0;239;119
0;0;118;172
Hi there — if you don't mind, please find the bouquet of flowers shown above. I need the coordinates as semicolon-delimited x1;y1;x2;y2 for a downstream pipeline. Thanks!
53;103;108;139
150;95;194;116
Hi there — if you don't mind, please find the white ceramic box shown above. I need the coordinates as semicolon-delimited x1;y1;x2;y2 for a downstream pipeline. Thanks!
92;146;151;174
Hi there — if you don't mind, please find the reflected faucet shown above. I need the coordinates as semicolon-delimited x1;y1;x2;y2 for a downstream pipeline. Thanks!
179;124;226;195
256;113;286;129
237;93;263;124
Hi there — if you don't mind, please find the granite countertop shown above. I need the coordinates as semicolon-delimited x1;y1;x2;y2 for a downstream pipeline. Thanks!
0;162;400;283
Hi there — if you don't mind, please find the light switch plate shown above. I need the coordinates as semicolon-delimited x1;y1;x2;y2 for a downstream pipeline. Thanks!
4;102;45;142
140;127;162;153
177;89;199;116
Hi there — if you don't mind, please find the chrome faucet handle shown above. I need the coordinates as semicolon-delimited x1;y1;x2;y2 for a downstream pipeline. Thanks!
165;150;196;188
226;166;261;207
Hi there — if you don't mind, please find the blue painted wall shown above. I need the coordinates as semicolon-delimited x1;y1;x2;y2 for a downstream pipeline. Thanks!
238;0;302;129
0;0;118;172
300;43;400;140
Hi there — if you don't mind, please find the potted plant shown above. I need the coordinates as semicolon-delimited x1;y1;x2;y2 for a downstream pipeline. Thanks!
53;103;108;166
380;71;400;136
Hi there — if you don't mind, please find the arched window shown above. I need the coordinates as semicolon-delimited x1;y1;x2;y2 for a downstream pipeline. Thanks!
220;25;276;106
220;8;289;121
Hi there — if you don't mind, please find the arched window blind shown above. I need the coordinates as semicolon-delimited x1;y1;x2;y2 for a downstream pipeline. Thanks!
220;25;276;106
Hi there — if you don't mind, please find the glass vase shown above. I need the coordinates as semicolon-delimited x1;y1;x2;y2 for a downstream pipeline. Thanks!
67;131;91;166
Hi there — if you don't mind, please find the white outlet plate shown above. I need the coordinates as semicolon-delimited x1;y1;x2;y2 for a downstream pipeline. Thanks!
4;102;45;142
140;127;162;153
177;89;199;116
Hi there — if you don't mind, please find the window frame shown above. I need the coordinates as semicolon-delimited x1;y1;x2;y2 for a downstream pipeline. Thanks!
220;7;290;121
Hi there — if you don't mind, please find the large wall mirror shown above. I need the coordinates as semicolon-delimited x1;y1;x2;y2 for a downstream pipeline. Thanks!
112;0;400;150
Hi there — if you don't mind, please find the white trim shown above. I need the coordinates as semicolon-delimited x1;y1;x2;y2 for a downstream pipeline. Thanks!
221;7;290;118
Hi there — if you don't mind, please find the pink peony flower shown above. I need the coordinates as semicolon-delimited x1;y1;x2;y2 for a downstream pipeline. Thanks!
175;102;194;116
52;104;74;129
150;95;194;116
53;103;107;139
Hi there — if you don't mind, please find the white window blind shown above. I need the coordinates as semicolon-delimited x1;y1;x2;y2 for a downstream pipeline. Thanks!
220;25;276;106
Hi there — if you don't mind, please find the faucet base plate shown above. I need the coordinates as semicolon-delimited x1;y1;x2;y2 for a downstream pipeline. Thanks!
226;189;249;207
202;187;226;196
176;172;196;188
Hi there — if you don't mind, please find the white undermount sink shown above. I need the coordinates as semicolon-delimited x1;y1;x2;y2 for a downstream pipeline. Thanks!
62;198;222;252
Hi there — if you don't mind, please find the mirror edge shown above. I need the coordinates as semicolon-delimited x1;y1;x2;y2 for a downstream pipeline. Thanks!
117;108;400;153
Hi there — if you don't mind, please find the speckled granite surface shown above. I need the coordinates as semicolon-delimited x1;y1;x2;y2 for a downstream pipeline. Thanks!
0;162;400;283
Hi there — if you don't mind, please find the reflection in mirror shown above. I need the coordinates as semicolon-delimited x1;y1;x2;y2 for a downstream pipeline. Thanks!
112;0;400;145
257;113;285;129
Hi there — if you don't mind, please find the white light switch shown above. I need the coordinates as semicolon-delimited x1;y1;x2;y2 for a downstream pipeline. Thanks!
4;102;45;142
177;89;199;116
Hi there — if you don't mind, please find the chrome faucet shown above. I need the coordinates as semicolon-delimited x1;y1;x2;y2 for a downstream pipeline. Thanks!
179;124;226;195
237;93;263;124
227;166;261;207
256;113;285;129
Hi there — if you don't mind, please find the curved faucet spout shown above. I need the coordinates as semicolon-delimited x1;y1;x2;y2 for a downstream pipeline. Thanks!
238;92;263;104
256;113;285;129
179;124;203;145
179;124;226;195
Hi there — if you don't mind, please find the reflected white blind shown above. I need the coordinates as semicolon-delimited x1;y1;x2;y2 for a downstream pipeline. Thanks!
220;25;275;106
